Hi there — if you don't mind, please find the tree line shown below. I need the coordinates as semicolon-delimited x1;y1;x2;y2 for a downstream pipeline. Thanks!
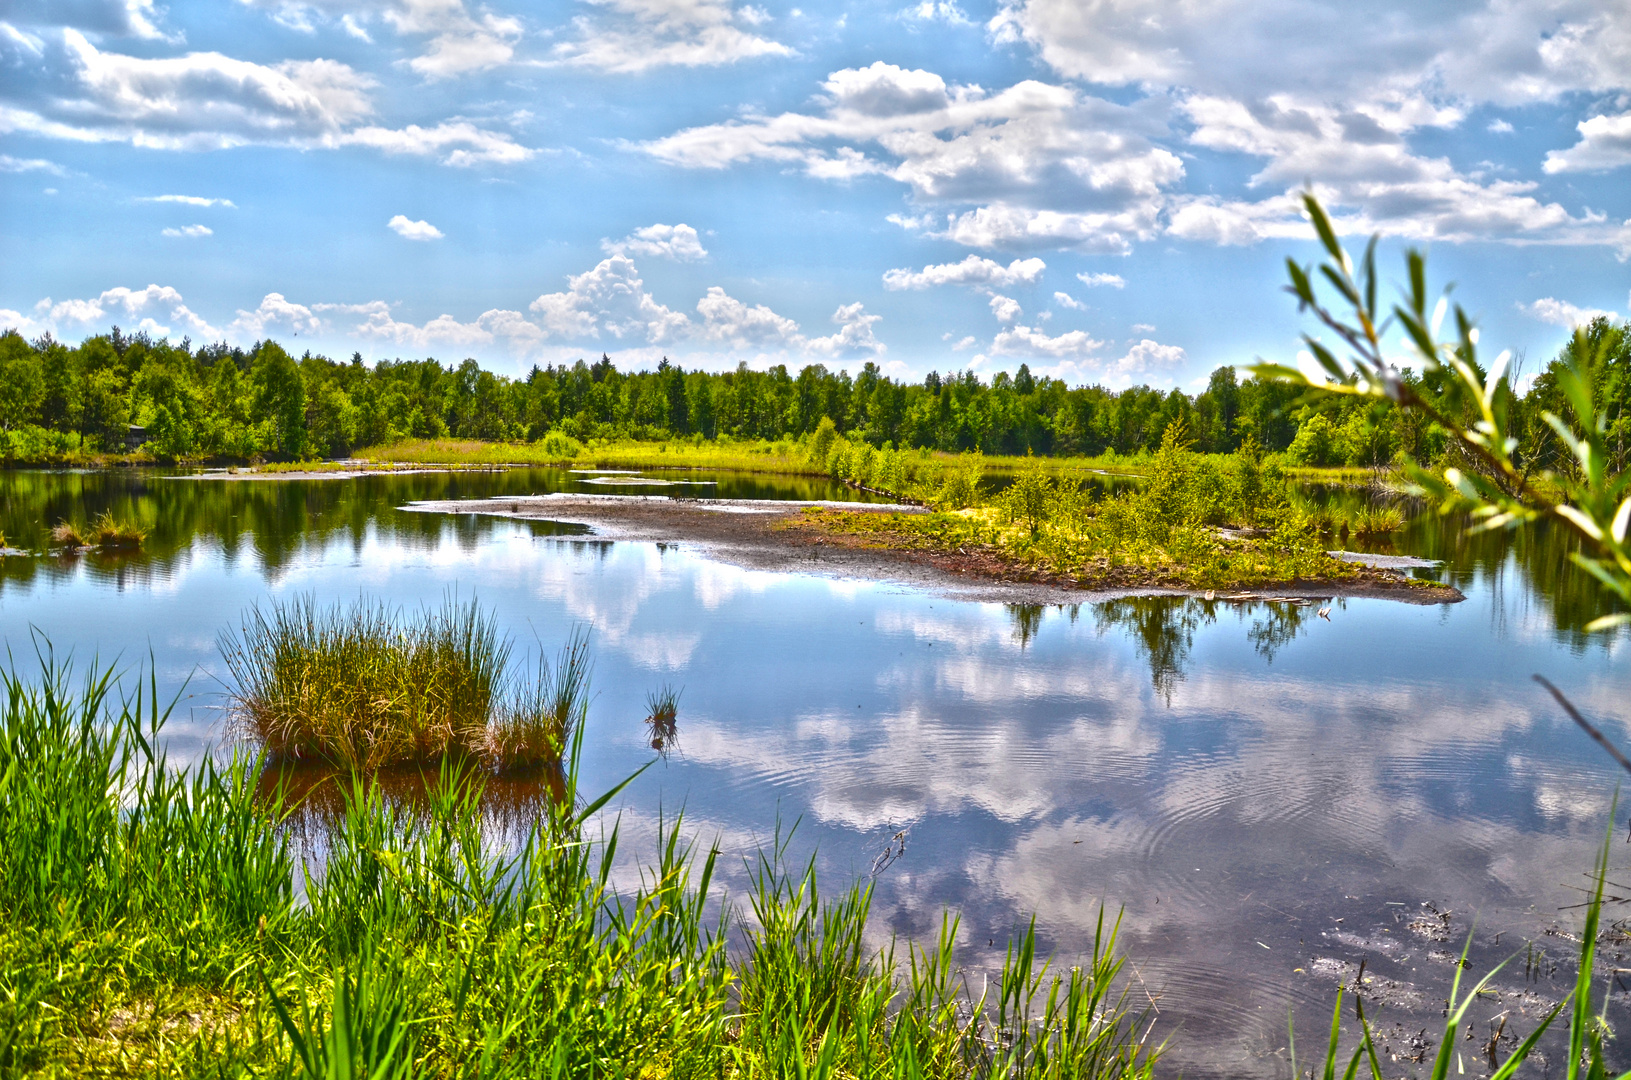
0;320;1625;468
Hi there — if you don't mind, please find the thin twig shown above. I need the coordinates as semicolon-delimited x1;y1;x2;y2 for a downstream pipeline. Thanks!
1535;674;1631;777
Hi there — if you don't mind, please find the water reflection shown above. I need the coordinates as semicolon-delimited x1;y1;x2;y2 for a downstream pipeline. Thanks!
3;469;1630;1078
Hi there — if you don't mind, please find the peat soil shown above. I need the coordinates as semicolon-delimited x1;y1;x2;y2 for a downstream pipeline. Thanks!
404;494;1464;606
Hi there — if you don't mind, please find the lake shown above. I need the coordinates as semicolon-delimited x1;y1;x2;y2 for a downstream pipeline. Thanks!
1;466;1627;1077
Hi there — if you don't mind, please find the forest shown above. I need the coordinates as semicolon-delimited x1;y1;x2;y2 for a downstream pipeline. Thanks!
0;318;1626;470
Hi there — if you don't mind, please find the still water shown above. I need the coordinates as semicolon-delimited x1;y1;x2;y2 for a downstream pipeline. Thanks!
2;468;1629;1077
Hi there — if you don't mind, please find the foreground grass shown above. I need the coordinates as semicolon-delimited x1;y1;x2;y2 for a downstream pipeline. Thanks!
0;652;1162;1079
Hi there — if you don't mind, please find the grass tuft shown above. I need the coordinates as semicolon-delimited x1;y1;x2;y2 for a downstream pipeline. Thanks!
221;593;511;771
50;520;88;550
645;682;681;757
481;626;592;774
89;510;147;549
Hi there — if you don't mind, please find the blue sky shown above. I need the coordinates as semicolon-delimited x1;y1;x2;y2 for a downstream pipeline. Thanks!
2;0;1629;390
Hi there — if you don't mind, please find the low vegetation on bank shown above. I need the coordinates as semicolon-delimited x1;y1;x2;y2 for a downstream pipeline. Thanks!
797;420;1383;590
0;650;1163;1079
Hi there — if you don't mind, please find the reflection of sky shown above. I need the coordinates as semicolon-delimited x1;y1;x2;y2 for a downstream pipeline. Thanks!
2;507;1629;1077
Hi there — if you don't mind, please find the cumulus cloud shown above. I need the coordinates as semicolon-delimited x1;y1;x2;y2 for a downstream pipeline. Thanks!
32;284;219;338
228;292;324;338
986;0;1630;107
1519;297;1621;328
547;0;793;73
137;194;237;207
1160;95;1630;253
1053;291;1085;309
345;304;546;351
882;254;1045;290
805;302;885;358
988;294;1022;323
161;224;212;237
644;60;1183;253
991;323;1102;359
695;286;801;348
1077;271;1124;288
238;0;522;78
0;26;530;165
602;223;708;261
1545;112;1631;174
4;0;173;40
387;214;444;240
529;255;691;343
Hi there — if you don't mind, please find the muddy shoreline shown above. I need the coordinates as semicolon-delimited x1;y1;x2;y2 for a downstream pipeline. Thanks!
405;494;1465;606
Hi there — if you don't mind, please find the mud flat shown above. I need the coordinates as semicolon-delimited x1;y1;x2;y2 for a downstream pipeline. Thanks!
404;494;1465;606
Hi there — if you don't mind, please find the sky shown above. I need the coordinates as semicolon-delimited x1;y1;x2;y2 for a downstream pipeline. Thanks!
1;0;1629;391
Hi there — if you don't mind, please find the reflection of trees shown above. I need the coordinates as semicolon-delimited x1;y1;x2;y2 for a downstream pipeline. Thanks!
1005;604;1045;648
0;469;589;593
1244;602;1318;664
1092;598;1215;700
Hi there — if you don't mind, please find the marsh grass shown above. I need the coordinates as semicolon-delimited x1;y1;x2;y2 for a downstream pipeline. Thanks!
803;422;1362;589
645;681;681;757
1;649;1163;1079
50;519;88;550
222;594;512;771
90;510;147;549
480;626;592;775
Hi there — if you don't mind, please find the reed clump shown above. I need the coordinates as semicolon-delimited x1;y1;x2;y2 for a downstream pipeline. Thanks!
222;594;588;772
89;509;147;549
50;519;88;550
0;650;1164;1079
645;681;681;756
479;627;591;773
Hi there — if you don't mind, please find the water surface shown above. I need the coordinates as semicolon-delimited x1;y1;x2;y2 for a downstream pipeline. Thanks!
1;467;1628;1077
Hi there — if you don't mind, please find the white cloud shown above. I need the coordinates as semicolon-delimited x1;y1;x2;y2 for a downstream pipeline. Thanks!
950;335;977;350
239;0;522;78
344;303;546;351
337;121;532;166
161;224;213;237
387;214;445;240
695;286;801;348
1161;95;1631;254
602;223;708;261
901;1;970;24
0;26;529;165
5;0;173;40
547;0;793;74
0;308;47;338
529;255;691;343
1109;337;1184;375
805;302;885;358
991;323;1102;359
137;194;237;207
644;61;1183;253
1519;297;1621;328
986;0;1630;107
1077;271;1124;288
1053;291;1085;309
1545;112;1631;174
229;292;323;338
31;284;219;338
882;254;1045;290
1488;118;1514;134
0;154;65;174
988;294;1022;323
